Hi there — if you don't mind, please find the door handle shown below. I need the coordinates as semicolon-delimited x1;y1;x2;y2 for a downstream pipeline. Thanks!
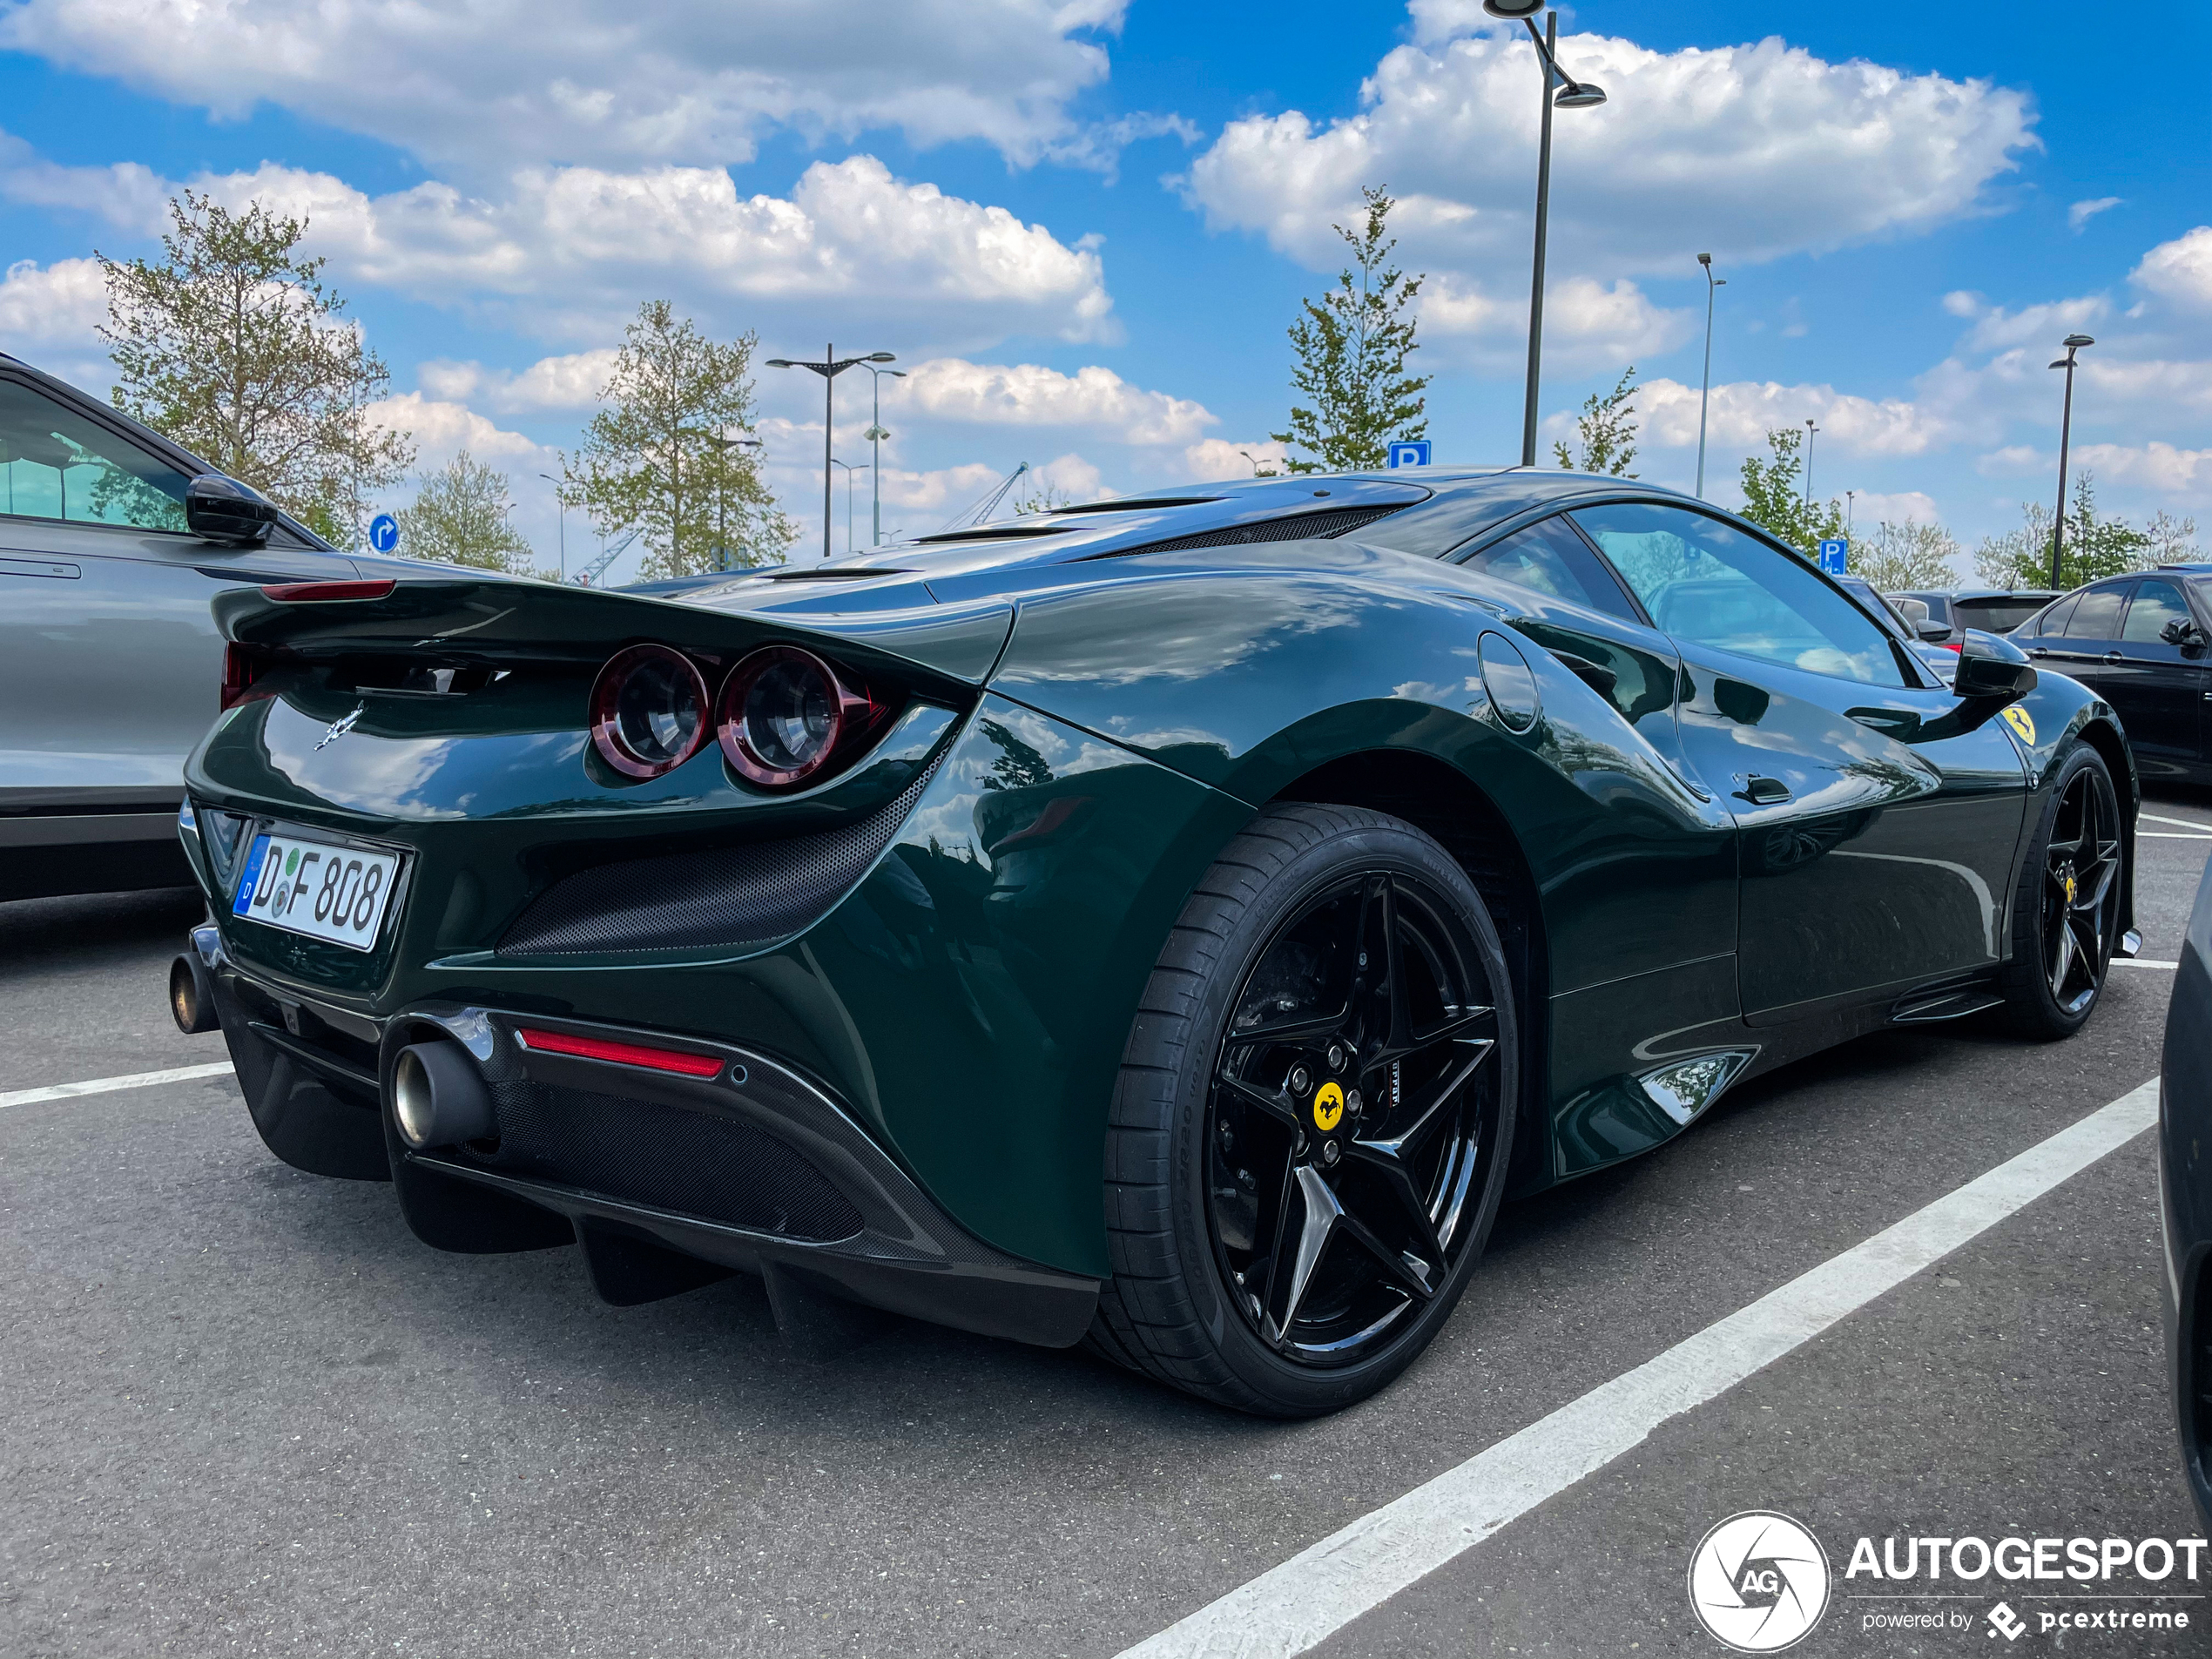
2102;651;2124;665
2027;647;2047;658
1733;774;1792;805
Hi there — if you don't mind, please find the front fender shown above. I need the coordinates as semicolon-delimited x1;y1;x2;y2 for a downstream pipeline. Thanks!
1997;667;2138;940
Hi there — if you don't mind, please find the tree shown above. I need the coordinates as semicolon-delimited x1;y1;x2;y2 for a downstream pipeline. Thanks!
393;450;532;572
99;189;412;544
1011;482;1072;516
562;300;794;580
1852;520;1959;590
1972;471;2158;589
1734;427;1845;556
1551;368;1639;476
1272;186;1429;474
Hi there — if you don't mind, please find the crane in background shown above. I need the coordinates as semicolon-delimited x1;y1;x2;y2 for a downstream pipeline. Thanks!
570;529;641;587
937;462;1030;535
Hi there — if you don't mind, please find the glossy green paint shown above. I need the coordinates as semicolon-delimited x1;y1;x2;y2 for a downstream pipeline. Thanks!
181;522;2136;1280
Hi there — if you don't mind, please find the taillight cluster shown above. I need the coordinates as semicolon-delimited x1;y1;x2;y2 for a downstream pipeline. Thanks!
588;643;890;789
221;644;271;711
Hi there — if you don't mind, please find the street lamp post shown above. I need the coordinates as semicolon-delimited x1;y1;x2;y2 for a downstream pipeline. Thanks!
855;362;905;546
2048;333;2095;589
1485;0;1608;468
765;345;895;558
1694;253;1726;499
829;458;857;556
1803;419;1818;509
538;472;566;582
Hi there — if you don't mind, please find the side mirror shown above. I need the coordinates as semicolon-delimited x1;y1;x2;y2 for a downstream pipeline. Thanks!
1952;629;2037;703
2161;617;2206;649
185;474;279;546
1915;620;1951;643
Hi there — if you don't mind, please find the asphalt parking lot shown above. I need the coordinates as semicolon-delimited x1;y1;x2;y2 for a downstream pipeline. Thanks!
3;792;2210;1658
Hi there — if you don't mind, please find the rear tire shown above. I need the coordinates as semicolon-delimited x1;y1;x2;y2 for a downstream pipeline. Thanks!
1088;803;1517;1417
2000;741;2124;1040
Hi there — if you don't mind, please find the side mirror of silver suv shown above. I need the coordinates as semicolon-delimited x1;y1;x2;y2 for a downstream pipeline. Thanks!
185;474;279;546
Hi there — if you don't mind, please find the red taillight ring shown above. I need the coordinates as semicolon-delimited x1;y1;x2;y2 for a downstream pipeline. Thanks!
716;645;877;789
589;644;711;779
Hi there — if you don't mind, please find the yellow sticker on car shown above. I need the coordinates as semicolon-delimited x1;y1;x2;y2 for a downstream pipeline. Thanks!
2002;706;2036;745
1312;1080;1345;1132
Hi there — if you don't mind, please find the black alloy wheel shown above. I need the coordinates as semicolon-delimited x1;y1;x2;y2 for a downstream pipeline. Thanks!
2002;741;2124;1039
1089;803;1517;1417
1208;873;1498;1364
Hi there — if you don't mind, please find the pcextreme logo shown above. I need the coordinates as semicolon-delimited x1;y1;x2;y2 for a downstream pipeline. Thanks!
1689;1512;1831;1652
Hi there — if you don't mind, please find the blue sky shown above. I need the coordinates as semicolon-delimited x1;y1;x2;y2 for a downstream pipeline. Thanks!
0;0;2205;583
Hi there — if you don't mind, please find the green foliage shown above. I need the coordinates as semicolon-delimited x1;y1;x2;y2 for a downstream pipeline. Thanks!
1852;520;1960;590
393;449;533;572
1551;368;1639;476
1734;427;1845;556
1970;472;2192;589
562;300;794;580
1011;482;1072;516
99;190;413;543
1272;185;1429;474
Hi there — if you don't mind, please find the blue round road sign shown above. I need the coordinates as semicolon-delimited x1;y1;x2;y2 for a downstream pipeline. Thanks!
368;513;399;553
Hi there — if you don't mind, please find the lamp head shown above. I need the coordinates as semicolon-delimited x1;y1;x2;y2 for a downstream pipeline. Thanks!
1697;252;1712;266
867;352;896;362
764;358;794;368
889;369;907;378
1554;80;1607;108
1480;0;1546;15
2062;334;2095;348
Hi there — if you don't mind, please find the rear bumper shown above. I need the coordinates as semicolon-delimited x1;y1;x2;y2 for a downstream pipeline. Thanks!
192;927;1099;1348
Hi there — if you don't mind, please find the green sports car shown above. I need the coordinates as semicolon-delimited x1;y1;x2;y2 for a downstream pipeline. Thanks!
168;469;2140;1416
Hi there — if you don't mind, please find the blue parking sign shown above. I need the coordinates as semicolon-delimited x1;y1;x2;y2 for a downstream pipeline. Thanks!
368;513;400;553
1386;440;1432;469
1817;537;1848;575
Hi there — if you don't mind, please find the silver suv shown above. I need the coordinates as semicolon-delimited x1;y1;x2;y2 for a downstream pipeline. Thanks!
1;352;405;901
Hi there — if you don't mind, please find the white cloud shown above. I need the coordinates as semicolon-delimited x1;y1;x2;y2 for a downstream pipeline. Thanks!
1638;376;1957;458
1421;273;1692;370
2133;226;2212;314
2067;197;2122;233
1848;489;1941;526
0;129;165;231
366;394;553;473
419;350;622;413
0;256;106;350
888;359;1212;445
0;0;1130;178
76;150;1120;350
2071;442;2212;495
1182;27;2036;281
1938;289;2108;353
1180;439;1294;481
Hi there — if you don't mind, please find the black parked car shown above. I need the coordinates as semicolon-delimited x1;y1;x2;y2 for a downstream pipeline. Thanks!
1896;587;2063;644
2162;851;2212;1527
2017;567;2212;783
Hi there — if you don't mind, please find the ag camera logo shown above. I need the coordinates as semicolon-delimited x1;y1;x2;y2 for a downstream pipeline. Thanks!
1689;1512;1831;1652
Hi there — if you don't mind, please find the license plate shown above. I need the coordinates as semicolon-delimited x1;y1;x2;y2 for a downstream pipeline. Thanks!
231;828;403;952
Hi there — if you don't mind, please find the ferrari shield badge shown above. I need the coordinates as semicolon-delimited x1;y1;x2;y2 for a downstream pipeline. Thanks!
2001;705;2036;745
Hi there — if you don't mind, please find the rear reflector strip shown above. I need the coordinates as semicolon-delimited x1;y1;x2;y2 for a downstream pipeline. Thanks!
261;579;397;602
514;1027;725;1078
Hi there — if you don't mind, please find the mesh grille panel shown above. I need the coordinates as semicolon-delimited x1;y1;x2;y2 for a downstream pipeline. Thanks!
1087;502;1406;558
482;1078;863;1241
498;753;941;957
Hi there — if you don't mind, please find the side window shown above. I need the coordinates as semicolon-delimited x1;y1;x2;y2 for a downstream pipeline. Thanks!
1460;516;1640;622
0;379;191;532
1570;502;1905;686
2121;578;2191;644
2027;595;2076;637
2062;583;2129;640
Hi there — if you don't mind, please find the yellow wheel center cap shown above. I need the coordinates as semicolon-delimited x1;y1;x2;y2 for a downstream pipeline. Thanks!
1312;1080;1345;1133
2064;873;2077;904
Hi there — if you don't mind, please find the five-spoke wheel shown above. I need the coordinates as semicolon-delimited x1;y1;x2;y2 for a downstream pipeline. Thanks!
2004;741;2125;1038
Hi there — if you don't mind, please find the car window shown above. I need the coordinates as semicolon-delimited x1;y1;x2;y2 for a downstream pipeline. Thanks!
2028;594;2077;637
1954;597;2049;633
1570;502;1905;686
2062;583;2129;640
0;378;191;532
2121;577;2192;644
1460;515;1639;621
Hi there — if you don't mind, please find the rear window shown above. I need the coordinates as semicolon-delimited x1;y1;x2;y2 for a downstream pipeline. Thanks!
1952;597;2048;633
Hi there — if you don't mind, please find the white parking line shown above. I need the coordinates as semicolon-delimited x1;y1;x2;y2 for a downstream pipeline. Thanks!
1117;1078;2161;1659
2144;812;2212;832
2116;959;2182;970
0;1062;234;1111
2143;833;2212;841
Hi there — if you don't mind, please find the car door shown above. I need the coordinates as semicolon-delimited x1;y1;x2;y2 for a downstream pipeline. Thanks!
2101;575;2206;778
2029;578;2130;702
0;371;356;816
1570;501;2029;1021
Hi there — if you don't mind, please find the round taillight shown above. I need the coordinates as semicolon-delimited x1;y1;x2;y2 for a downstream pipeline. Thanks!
717;646;873;788
589;644;710;779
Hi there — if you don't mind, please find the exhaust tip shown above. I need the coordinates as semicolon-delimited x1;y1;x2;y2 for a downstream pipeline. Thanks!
168;954;219;1035
391;1042;496;1150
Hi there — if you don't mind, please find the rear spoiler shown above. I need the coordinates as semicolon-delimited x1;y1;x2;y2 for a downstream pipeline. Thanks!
211;576;1015;689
